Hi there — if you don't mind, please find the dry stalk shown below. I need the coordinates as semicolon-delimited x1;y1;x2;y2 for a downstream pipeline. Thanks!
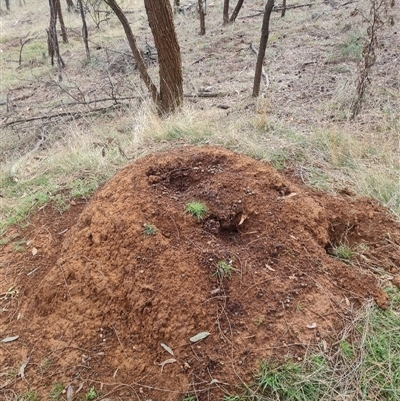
351;0;395;118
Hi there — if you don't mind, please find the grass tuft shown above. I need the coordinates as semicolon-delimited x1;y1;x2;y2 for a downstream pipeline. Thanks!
331;243;354;262
142;223;157;236
185;201;208;220
213;259;236;280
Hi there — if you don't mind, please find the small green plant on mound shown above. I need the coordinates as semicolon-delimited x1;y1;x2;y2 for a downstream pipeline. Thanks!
0;237;9;246
49;383;64;401
214;259;236;280
142;223;157;236
17;390;39;401
181;396;195;401
185;201;208;220
13;239;26;252
81;386;98;401
332;243;354;262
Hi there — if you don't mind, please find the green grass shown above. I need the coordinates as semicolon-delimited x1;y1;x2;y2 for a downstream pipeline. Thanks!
338;32;363;61
80;386;98;401
331;243;354;262
358;288;400;400
142;223;157;236
213;259;236;280
185;201;208;220
221;288;400;401
49;383;64;401
16;390;39;401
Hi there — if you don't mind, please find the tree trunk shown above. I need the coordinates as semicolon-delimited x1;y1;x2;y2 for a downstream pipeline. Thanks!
104;0;159;107
5;0;10;10
223;0;229;24
198;0;206;35
77;0;90;61
252;0;274;97
66;0;74;12
281;0;287;17
144;0;183;115
229;0;244;22
48;0;65;81
56;0;69;43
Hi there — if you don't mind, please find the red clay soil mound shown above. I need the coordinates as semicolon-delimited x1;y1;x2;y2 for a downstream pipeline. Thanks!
1;146;400;401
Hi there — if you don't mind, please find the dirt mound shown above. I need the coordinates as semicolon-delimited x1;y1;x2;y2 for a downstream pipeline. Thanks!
1;146;400;400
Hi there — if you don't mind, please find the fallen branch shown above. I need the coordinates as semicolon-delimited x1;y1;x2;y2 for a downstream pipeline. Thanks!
2;104;127;127
184;92;228;98
61;95;142;107
242;3;313;18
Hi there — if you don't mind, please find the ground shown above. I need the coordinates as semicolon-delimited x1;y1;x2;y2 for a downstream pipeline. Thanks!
1;146;400;400
1;0;400;399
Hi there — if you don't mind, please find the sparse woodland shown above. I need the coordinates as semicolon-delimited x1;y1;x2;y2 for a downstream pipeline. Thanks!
1;1;400;400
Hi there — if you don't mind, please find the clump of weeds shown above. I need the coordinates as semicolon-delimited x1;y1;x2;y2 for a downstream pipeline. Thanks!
332;243;355;262
214;259;236;280
185;201;208;220
142;223;157;236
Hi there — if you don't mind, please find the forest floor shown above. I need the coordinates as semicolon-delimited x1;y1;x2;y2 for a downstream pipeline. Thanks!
1;1;400;400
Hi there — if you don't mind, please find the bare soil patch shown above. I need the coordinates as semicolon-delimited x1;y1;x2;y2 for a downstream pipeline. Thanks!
1;146;399;400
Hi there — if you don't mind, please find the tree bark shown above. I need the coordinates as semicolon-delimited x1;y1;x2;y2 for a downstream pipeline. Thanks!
252;0;274;97
144;0;183;114
281;0;287;17
56;0;68;43
229;0;244;22
198;0;206;35
48;0;65;81
104;0;159;107
223;0;229;24
66;0;74;12
77;0;90;61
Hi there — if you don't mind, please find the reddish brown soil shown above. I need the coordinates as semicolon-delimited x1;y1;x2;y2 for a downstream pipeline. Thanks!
1;146;400;400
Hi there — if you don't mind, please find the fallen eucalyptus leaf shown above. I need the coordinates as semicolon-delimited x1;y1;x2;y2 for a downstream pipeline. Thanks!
238;213;248;225
1;335;19;343
306;322;317;329
190;331;211;343
66;385;73;401
161;343;174;355
31;247;38;256
19;358;29;380
159;358;176;372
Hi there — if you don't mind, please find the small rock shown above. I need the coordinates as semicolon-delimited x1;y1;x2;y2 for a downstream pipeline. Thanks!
392;275;400;288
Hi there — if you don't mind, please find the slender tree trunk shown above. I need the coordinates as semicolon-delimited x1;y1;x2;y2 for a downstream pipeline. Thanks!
77;0;90;61
48;0;65;81
46;28;54;65
144;0;183;114
252;0;274;97
223;0;229;24
281;0;287;17
104;0;159;106
66;0;74;12
56;0;68;43
229;0;244;22
198;0;206;35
